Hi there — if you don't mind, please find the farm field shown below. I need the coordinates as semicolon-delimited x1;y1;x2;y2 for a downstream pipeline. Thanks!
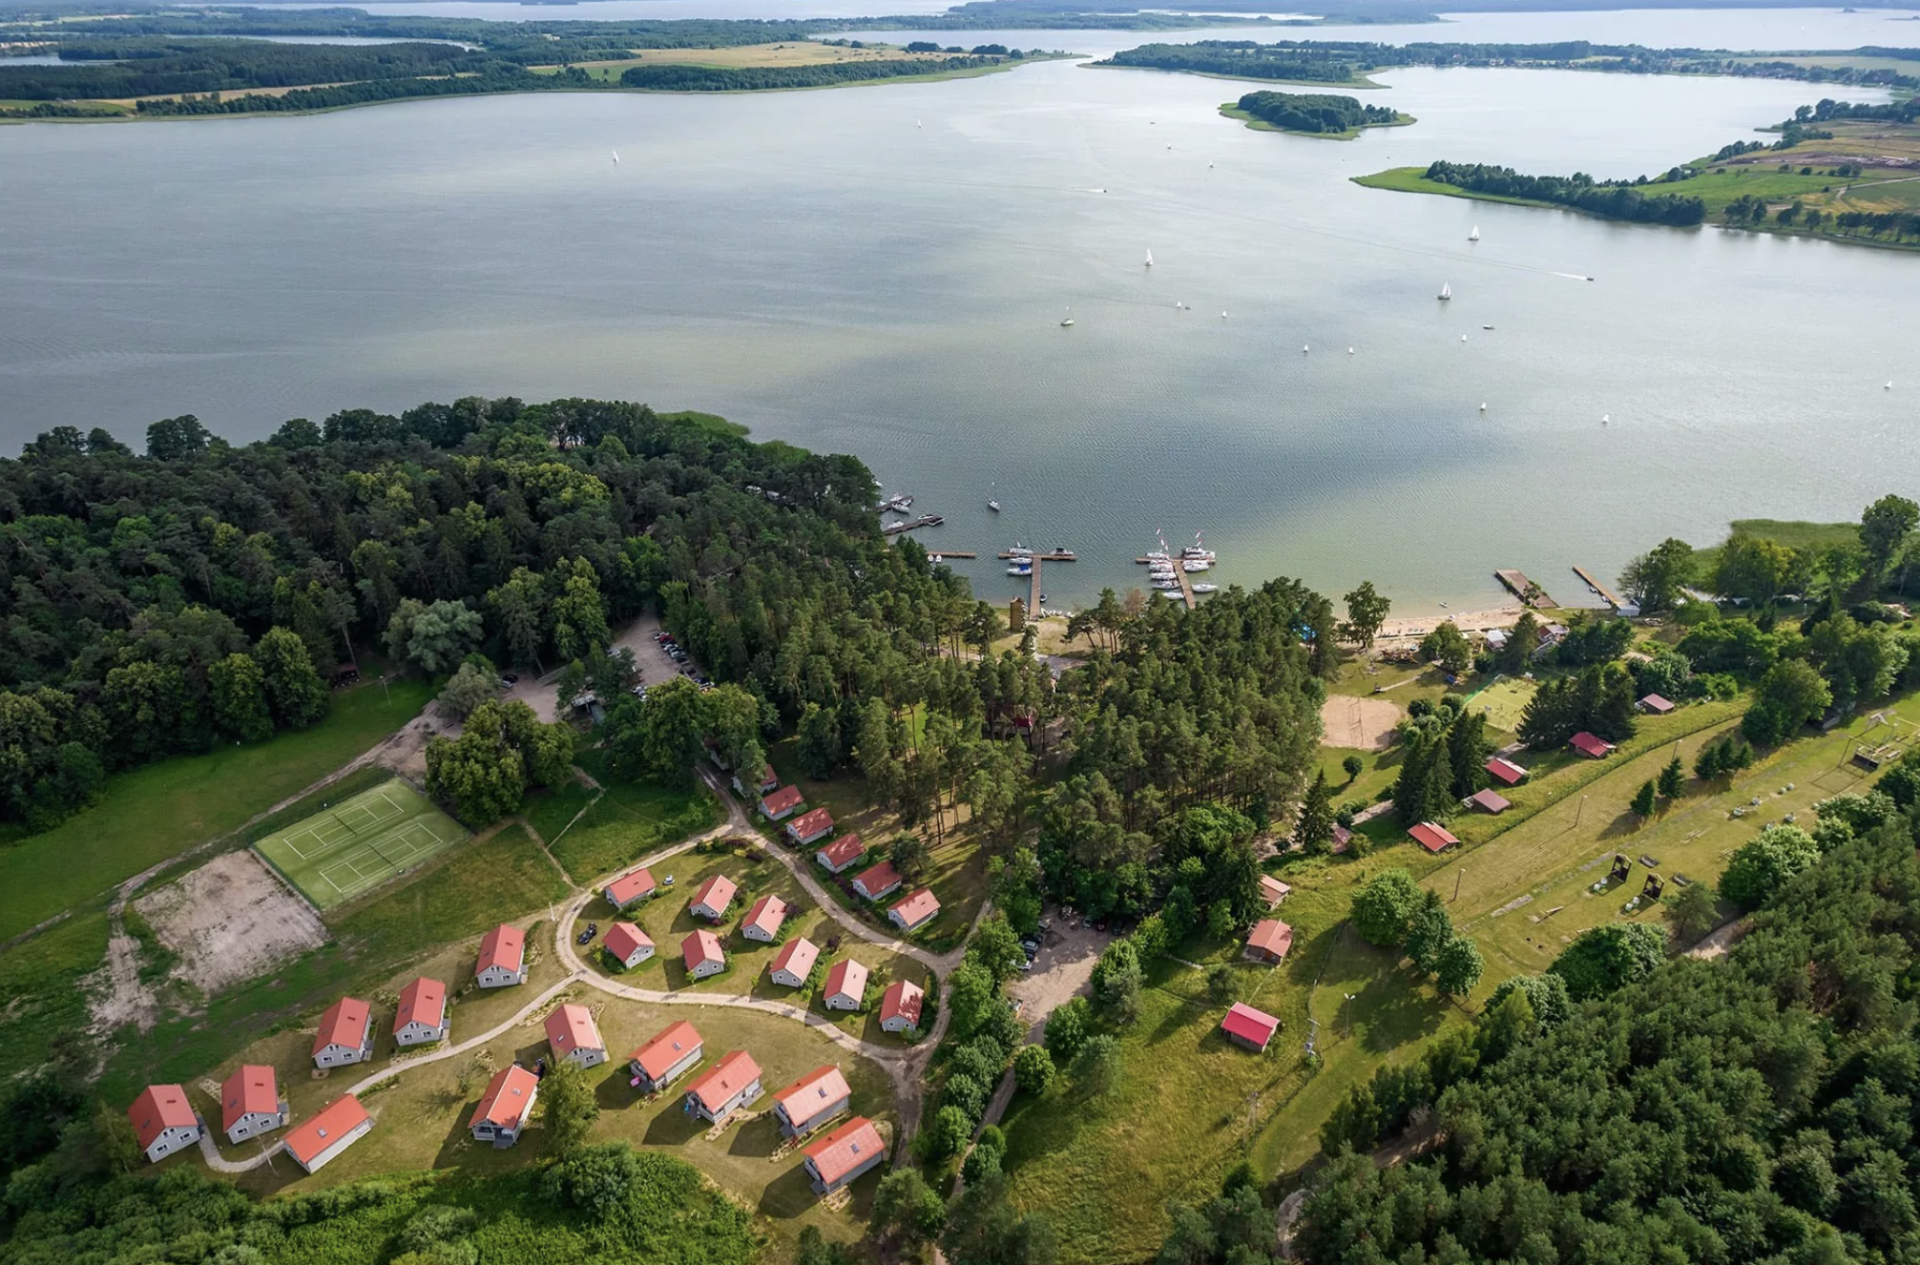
531;40;966;80
255;781;468;910
0;678;432;940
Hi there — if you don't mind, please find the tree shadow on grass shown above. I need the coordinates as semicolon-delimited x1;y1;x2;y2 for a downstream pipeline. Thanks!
644;1099;704;1146
757;1160;820;1219
1354;980;1445;1056
727;1111;784;1159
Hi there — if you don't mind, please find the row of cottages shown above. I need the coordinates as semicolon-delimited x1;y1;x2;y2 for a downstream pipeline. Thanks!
768;936;819;988
130;1065;298;1165
815;832;866;875
605;922;656;970
802;1116;887;1194
771;1065;852;1139
1221;1002;1281;1053
1244;919;1294;965
690;874;738;922
879;979;925;1034
684;1050;764;1125
630;1019;706;1092
394;978;449;1047
604;866;658;913
683;929;728;980
469;1065;540;1148
546;1003;609;1069
476;923;528;988
761;784;805;822
741;895;792;943
787;808;836;848
284;1095;372;1173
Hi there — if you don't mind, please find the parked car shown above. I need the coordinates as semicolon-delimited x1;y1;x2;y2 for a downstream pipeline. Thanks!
576;922;598;945
501;672;519;685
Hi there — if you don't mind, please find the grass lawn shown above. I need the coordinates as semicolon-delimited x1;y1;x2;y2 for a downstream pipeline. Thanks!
213;990;893;1256
543;755;717;886
102;823;572;1102
0;911;110;1081
0;678;432;941
1460;673;1537;733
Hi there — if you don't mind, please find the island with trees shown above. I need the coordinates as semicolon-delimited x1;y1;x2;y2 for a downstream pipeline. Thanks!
1357;94;1920;246
1222;88;1411;138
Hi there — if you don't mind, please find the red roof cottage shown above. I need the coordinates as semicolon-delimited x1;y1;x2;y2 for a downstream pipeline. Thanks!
1409;821;1459;854
1570;731;1616;759
851;861;902;902
629;1020;704;1093
284;1095;372;1174
474;924;526;988
1468;788;1511;815
603;922;656;970
1259;875;1291;908
741;894;791;943
1244;919;1294;964
220;1065;288;1145
683;1050;763;1125
889;888;940;934
878;979;925;1034
393;977;449;1047
1638;693;1676;715
128;1085;202;1163
802;1117;886;1194
772;1065;852;1139
604;867;658;911
689;874;737;922
732;763;779;798
1485;756;1529;787
1221;1002;1281;1053
469;1065;539;1148
786;807;836;847
768;936;819;989
311;997;373;1068
815;833;866;875
822;959;869;1011
683;929;728;981
545;1003;608;1069
760;785;804;821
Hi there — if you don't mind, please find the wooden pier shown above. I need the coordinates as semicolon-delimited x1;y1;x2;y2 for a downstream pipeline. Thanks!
1030;557;1043;612
998;552;1078;562
881;514;944;536
1172;562;1196;610
1494;568;1558;609
924;551;977;560
1572;566;1626;611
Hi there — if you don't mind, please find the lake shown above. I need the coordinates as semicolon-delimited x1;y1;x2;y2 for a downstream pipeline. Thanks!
2;8;1915;613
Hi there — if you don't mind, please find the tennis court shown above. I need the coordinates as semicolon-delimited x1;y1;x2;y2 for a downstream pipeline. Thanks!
1464;675;1537;734
254;781;469;910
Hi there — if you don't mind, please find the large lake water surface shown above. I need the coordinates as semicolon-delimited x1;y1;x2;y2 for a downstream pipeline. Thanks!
3;8;1916;610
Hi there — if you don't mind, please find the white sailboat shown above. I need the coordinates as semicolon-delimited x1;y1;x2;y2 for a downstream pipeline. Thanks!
611;149;620;166
1437;281;1452;301
1060;306;1074;328
1468;225;1479;241
1145;249;1153;268
988;481;1001;512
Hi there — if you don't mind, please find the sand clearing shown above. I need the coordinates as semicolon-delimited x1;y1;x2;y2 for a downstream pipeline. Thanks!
1320;694;1403;750
134;851;330;995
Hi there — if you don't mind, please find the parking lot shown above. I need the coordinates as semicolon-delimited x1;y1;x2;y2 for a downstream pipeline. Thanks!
1008;910;1114;1038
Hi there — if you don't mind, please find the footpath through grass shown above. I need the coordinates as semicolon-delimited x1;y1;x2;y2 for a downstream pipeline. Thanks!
0;679;432;941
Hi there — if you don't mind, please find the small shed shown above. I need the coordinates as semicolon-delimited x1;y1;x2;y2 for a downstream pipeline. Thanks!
1468;788;1511;815
1408;821;1459;854
1244;919;1294;964
1485;756;1528;787
1638;693;1676;715
1221;1002;1281;1053
1569;731;1615;759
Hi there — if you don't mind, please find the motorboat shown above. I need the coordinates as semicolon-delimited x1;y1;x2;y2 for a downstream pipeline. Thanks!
1191;582;1219;594
1049;546;1075;559
1007;563;1032;576
1183;559;1211;572
1008;544;1033;557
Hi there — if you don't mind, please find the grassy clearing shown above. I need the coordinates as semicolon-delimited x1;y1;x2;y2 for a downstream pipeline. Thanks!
1218;101;1415;140
543;756;716;886
1459;674;1536;733
1692;518;1860;577
0;911;110;1081
0;678;432;941
212;989;893;1255
102;823;571;1102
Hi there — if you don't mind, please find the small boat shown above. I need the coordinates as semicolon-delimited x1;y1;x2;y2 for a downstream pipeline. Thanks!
1888;381;1895;390
988;499;1001;512
1347;347;1355;355
1145;249;1153;268
1438;282;1452;301
1151;579;1179;590
1007;565;1031;576
1191;582;1218;594
1602;414;1610;425
1480;402;1487;412
1482;324;1495;331
611;149;620;167
928;554;945;563
1049;546;1075;559
1184;560;1210;572
1302;344;1310;354
1008;544;1033;557
1145;550;1170;561
1461;334;1468;342
1060;317;1074;328
1221;310;1228;319
1161;589;1185;599
1468;225;1479;242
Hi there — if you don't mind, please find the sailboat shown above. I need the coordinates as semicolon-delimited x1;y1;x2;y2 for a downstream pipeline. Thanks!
1468;225;1479;242
611;149;620;166
1437;282;1452;301
1145;249;1153;268
988;482;1001;513
1060;306;1074;328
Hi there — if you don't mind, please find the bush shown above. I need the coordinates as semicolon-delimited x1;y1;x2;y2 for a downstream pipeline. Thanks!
1206;962;1236;1003
1072;1033;1123;1098
1548;923;1667;1001
1350;869;1421;949
1721;824;1821;910
1013;1044;1055;1094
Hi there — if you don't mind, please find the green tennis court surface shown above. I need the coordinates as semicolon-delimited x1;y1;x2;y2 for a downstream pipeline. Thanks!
255;781;469;910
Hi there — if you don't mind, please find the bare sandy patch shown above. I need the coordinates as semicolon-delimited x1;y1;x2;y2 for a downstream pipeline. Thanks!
1320;694;1403;751
133;851;330;995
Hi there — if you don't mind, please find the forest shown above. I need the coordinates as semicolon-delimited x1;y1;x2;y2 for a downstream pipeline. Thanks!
1294;816;1920;1265
0;41;491;100
1233;89;1402;134
1417;159;1709;225
618;54;1004;91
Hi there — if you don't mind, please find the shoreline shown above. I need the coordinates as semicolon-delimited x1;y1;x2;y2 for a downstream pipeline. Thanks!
1219;99;1414;138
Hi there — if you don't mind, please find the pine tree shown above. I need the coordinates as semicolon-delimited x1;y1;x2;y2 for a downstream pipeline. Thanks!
1447;711;1492;799
1295;770;1335;855
1631;779;1657;820
1657;754;1684;799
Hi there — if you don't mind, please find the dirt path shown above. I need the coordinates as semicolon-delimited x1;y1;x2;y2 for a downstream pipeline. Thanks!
1685;916;1751;960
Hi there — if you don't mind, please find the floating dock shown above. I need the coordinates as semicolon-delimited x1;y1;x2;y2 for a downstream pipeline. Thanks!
1572;566;1626;611
881;514;944;536
1494;568;1558;609
998;552;1078;562
1133;557;1196;608
924;551;976;560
